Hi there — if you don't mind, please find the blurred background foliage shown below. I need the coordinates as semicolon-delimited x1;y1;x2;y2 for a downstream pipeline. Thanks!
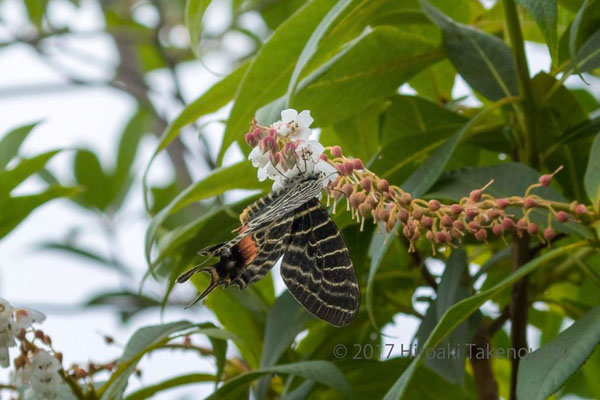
1;0;600;398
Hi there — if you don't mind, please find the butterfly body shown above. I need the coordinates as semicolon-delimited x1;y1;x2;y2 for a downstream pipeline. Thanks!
178;175;360;326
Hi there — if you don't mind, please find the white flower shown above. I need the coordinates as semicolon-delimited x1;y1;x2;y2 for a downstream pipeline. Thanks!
314;160;338;187
296;140;324;163
257;162;281;182
248;146;270;169
25;350;61;400
276;109;313;140
15;308;46;332
0;298;16;368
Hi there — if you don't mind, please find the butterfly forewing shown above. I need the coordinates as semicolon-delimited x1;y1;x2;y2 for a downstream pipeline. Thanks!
280;198;360;326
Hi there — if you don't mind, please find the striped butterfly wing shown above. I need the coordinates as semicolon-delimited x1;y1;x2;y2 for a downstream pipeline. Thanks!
280;198;360;326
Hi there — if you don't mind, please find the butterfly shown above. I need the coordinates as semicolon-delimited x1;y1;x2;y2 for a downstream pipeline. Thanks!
176;173;360;327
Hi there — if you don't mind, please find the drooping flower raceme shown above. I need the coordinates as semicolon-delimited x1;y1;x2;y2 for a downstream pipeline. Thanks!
23;350;62;400
246;109;339;192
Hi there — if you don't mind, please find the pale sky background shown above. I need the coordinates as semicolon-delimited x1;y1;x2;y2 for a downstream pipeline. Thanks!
0;0;598;399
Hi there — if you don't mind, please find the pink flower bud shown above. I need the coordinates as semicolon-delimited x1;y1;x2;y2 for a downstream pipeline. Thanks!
376;179;389;192
465;208;478;220
468;221;481;232
441;215;453;228
352;158;364;170
543;227;555;241
539;174;552;186
426;230;435;242
335;164;346;176
260;136;276;152
517;218;528;231
358;202;372;217
399;192;412;205
349;192;366;209
341;183;354;197
330;145;342;157
436;231;450;243
367;193;379;207
475;229;487;241
399;209;409;223
470;189;482;202
492;224;504;236
523;197;537;209
450;204;463;215
527;223;538;235
283;142;296;157
377;208;390;222
421;216;433;229
575;204;587;215
319;153;328;161
360;178;372;191
245;132;256;147
343;161;354;175
501;218;515;231
453;221;465;231
496;198;509;209
556;211;569;222
270;152;282;166
428;200;441;211
412;207;424;220
267;128;277;136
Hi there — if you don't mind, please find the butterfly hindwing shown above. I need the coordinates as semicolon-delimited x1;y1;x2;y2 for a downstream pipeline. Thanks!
280;198;360;326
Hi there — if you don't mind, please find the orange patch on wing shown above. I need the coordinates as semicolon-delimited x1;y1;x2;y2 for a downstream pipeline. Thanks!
237;231;258;265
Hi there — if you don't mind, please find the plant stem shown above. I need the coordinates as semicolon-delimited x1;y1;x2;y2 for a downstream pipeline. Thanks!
502;0;538;167
509;234;532;400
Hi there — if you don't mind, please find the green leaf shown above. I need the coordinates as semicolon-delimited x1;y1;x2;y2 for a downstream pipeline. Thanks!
575;29;600;73
145;161;268;267
256;291;315;398
416;250;480;385
516;304;600;400
420;0;518;101
37;242;130;275
185;0;212;57
0;122;39;169
584;132;600;211
99;321;235;400
110;109;150;206
0;150;60;199
383;241;589;400
73;149;110;210
124;373;215;400
516;0;558;61
24;0;48;27
400;111;483;198
293;26;442;126
143;60;249;209
380;95;466;145
219;0;337;162
285;0;353;106
206;361;353;399
0;185;79;239
408;60;456;103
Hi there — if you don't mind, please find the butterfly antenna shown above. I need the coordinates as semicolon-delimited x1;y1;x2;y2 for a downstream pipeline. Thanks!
183;267;221;309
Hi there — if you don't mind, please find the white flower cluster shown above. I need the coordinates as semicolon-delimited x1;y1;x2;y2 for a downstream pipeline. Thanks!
247;109;338;192
22;350;62;400
1;298;61;400
0;298;45;367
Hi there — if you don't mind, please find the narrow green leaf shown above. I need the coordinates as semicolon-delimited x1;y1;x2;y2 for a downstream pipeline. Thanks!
185;0;212;57
517;304;600;400
584;132;600;211
219;0;336;163
145;161;268;267
206;361;353;399
516;0;558;61
0;185;79;239
110;109;150;206
0;122;39;169
124;373;215;400
569;0;590;65
383;241;589;400
73;149;110;210
420;0;518;101
37;242;130;275
0;150;60;199
142;60;249;210
285;0;353;106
